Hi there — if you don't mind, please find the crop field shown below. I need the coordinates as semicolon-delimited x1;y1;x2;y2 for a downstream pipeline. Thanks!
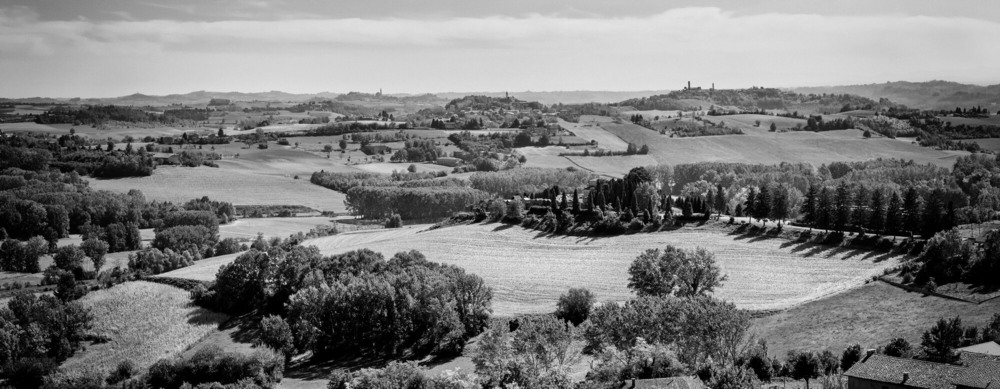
557;119;630;150
753;281;1000;357
163;223;905;317
59;281;229;375
159;252;242;281
88;166;349;213
599;121;967;168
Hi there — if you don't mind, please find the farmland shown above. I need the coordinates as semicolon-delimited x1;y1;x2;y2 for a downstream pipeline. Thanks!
752;281;1000;357
165;222;906;317
58;281;229;375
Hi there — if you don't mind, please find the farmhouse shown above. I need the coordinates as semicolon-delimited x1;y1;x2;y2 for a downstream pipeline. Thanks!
845;345;1000;389
151;152;180;165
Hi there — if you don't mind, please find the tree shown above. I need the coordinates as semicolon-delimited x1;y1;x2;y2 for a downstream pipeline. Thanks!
816;187;833;230
752;186;771;224
80;238;109;273
885;191;903;234
868;189;886;233
769;122;777;132
841;344;863;372
903;187;924;235
555;288;595;326
572;189;581;214
788;351;821;389
883;337;912;358
339;139;348;150
258;315;295;362
628;246;727;297
921;316;964;363
801;184;818;224
852;186;870;230
473;316;580;389
54;270;88;301
53;245;86;275
715;183;727;217
833;182;852;231
407;164;417;173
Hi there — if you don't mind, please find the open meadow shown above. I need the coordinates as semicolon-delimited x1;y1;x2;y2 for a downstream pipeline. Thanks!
58;281;229;375
752;281;1000;357
164;223;905;317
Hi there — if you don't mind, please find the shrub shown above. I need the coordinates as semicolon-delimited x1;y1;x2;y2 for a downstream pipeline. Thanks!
53;245;86;274
385;214;403;228
128;247;198;276
628;218;645;231
106;360;138;385
258;315;295;362
153;225;217;254
215;237;243;256
555;288;595;326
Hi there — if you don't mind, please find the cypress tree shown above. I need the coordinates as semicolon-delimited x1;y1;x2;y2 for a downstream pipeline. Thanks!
715;184;726;217
868;189;886;233
885;191;903;235
816;187;833;230
754;186;772;225
802;184;818;224
746;188;758;220
903;187;923;236
735;203;744;217
706;190;716;215
834;182;852;231
683;199;694;217
615;197;622;213
922;191;943;237
770;185;789;225
665;195;673;210
561;191;569;210
852;186;870;230
573;189;581;213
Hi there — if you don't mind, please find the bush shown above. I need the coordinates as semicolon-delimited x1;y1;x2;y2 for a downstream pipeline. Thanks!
215;237;243;256
628;218;645;231
129;247;198;276
106;360;138;385
385;214;403;228
258;315;295;361
145;346;283;389
555;288;595;326
153;225;217;254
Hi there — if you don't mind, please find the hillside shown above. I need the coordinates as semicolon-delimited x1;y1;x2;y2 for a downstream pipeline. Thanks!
792;80;1000;110
617;88;881;113
436;90;674;105
163;223;906;317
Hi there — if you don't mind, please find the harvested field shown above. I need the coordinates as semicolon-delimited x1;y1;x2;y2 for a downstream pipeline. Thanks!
752;281;1000;357
564;155;658;177
160;252;242;281
88;166;348;213
354;162;454;175
59;281;228;375
516;146;579;171
169;223;906;317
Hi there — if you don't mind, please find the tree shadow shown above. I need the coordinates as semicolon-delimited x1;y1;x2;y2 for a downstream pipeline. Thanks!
492;224;516;232
285;354;393;381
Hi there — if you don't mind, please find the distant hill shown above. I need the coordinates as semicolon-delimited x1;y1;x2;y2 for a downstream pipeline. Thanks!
791;81;1000;110
614;88;880;114
435;90;673;105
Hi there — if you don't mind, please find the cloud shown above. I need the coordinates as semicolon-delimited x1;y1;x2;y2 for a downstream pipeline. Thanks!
0;6;998;96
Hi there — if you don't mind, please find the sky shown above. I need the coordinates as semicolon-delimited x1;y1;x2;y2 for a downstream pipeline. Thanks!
1;0;999;98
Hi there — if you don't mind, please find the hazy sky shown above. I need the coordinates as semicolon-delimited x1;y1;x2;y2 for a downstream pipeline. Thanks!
1;0;999;97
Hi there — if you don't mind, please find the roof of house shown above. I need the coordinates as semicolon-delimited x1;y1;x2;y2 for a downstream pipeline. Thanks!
954;353;1000;389
845;354;965;389
958;341;1000;357
622;376;706;389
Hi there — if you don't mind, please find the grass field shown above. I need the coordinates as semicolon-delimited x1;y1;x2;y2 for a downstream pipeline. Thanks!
752;281;1000;357
218;216;337;240
59;281;229;375
516;146;580;171
167;223;906;317
88;166;348;213
969;138;1000;153
600;122;967;168
564;154;658;177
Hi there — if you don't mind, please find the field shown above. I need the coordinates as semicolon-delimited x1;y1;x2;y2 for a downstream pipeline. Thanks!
0;121;214;139
969;138;1000;153
564;154;658;177
353;162;454;175
752;281;1000;357
218;216;337;240
164;223;905;317
599;122;968;168
59;281;229;375
88;166;348;213
557;119;630;150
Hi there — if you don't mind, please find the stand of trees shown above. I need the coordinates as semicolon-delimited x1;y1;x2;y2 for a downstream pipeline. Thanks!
194;247;492;360
345;186;490;220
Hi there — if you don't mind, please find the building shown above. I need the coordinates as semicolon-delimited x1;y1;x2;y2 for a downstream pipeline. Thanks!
151;153;179;165
845;344;1000;389
957;341;1000;357
621;376;706;389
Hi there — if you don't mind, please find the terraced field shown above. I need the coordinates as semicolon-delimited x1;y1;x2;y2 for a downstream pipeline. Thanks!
167;223;906;317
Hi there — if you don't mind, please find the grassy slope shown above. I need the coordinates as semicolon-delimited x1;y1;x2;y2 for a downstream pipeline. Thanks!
752;281;1000;357
88;165;348;213
163;223;905;317
59;281;229;374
